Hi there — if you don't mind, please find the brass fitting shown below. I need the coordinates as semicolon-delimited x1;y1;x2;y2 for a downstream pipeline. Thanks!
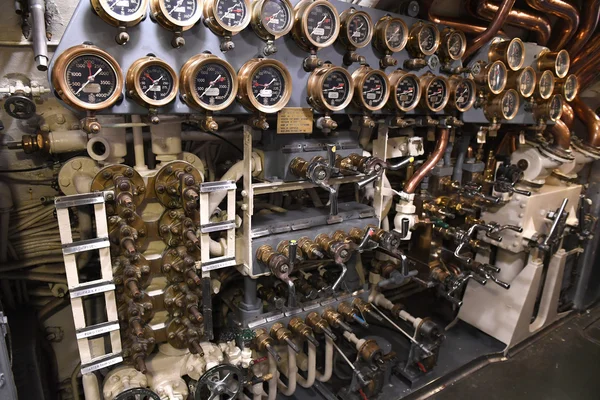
305;312;337;340
358;339;384;365
256;245;291;279
289;317;320;347
332;230;354;244
337;302;368;327
254;328;282;362
277;240;303;262
297;237;325;260
322;308;354;333
270;322;301;353
315;233;353;264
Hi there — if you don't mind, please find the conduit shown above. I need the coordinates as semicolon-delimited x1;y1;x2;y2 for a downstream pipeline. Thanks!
572;96;600;148
297;342;316;388
278;347;298;396
464;0;516;59
315;336;333;382
404;127;450;194
525;0;579;50
566;0;600;56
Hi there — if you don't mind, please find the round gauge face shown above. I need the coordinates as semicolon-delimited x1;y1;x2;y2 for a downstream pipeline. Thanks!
447;31;465;59
251;65;285;107
556;50;570;77
306;4;336;45
193;62;234;107
419;25;438;53
138;65;174;102
261;0;290;34
163;0;198;22
502;90;518;119
549;95;563;121
348;14;370;47
563;74;577;101
103;0;144;17
519;68;536;97
539;71;554;99
488;61;507;93
216;0;247;27
396;75;419;110
322;70;350;108
361;72;387;109
385;20;405;50
65;55;118;105
427;78;447;110
507;39;524;70
455;79;474;111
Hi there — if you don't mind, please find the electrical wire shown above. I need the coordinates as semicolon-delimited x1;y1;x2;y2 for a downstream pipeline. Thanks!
183;122;243;153
0;161;61;173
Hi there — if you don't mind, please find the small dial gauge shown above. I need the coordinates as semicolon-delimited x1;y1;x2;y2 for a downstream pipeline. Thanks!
352;67;389;111
549;94;563;121
163;0;199;22
306;4;337;44
216;0;248;28
419;75;449;112
293;0;339;49
440;28;466;61
150;0;203;30
507;39;525;70
558;74;578;102
203;0;250;35
386;20;406;49
127;57;178;109
515;67;536;98
194;63;234;107
347;13;371;47
408;22;440;57
238;59;292;113
555;50;570;78
501;89;519;120
451;77;475;112
307;65;354;112
390;72;421;112
252;67;284;106
92;0;148;26
139;66;174;102
538;49;570;79
179;55;238;111
374;17;408;53
419;25;438;54
362;73;387;108
537;70;555;100
105;0;144;17
323;70;350;108
479;60;507;94
259;0;292;35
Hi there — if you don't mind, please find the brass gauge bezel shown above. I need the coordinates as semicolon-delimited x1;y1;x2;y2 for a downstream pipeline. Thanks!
126;56;178;109
179;54;238;112
338;8;373;49
537;49;570;78
419;74;450;112
536;69;555;100
439;28;466;62
484;88;520;121
351;65;390;112
373;16;408;54
507;66;536;98
91;0;149;27
307;64;354;113
51;44;124;111
387;69;421;112
250;0;294;40
237;58;292;113
407;21;440;58
488;38;525;71
203;0;252;36
533;94;563;122
292;0;341;51
448;76;476;112
555;74;578;102
150;0;203;31
474;60;507;95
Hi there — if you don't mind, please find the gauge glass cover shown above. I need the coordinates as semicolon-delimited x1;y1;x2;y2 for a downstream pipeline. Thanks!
361;72;387;109
556;50;570;78
138;65;174;102
251;65;285;107
162;0;198;22
396;75;419;110
519;68;535;97
419;25;437;53
488;61;507;93
427;78;447;110
563;75;577;101
348;14;370;47
322;70;350;108
65;55;118;105
549;95;563;121
261;0;290;34
502;90;518;119
102;0;144;17
539;70;554;99
447;31;464;59
455;79;474;111
306;4;336;44
194;62;234;107
507;39;524;70
385;20;405;50
216;0;247;27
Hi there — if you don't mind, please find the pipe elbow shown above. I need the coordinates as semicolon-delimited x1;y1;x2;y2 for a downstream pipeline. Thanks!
573;97;600;148
549;119;571;150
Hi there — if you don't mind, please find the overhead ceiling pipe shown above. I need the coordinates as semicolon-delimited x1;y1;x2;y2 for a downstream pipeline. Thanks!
464;0;516;60
525;0;579;50
419;0;505;36
565;0;600;57
404;127;450;194
572;96;600;149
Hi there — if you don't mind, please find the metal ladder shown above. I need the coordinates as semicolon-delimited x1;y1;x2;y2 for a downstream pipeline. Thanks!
55;192;123;374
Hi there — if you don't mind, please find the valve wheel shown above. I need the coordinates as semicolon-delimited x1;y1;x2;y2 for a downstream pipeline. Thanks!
3;94;36;119
195;364;243;400
114;388;161;400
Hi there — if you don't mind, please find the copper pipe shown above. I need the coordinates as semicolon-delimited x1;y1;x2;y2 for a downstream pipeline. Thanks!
572;96;600;148
525;0;579;50
404;127;450;194
549;119;571;149
464;0;516;60
420;0;505;36
562;103;575;129
474;0;551;45
566;0;600;57
571;33;600;88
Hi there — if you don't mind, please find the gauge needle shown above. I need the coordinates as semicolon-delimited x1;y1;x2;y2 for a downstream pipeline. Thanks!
76;68;103;95
310;15;327;36
267;10;281;24
144;75;163;95
200;75;222;98
388;27;400;41
363;85;381;94
169;0;184;15
255;79;276;97
227;3;241;12
323;84;344;92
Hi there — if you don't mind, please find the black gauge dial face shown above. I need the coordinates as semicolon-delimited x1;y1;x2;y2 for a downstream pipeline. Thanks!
348;14;370;46
556;50;569;77
322;71;349;108
385;20;405;49
65;55;118;105
163;0;197;22
251;66;285;107
507;40;524;69
502;90;518;119
455;80;474;110
427;78;447;110
194;63;234;107
362;73;387;108
539;71;554;98
519;69;535;97
216;0;247;27
307;5;336;44
549;95;563;120
563;75;577;100
396;76;419;109
261;0;290;34
138;65;174;102
104;0;143;16
448;32;464;59
489;62;506;93
419;25;437;53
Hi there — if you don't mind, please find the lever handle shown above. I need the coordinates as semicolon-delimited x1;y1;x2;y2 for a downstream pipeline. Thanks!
288;240;298;270
511;187;531;196
386;156;414;171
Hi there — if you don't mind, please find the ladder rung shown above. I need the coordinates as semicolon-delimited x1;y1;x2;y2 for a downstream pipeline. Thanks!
200;220;235;234
200;256;236;272
76;321;120;340
55;192;108;209
81;352;123;375
70;279;115;299
62;237;110;255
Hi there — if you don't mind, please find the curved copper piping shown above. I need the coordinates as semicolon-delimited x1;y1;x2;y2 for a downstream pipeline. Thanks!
565;0;600;57
404;127;450;194
464;0;516;60
562;103;575;129
572;96;600;148
420;0;504;36
474;0;551;45
571;33;600;88
549;119;571;149
525;0;579;50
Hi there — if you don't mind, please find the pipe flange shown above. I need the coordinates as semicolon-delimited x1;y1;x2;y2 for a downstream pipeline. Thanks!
537;142;575;162
91;165;146;208
571;137;600;159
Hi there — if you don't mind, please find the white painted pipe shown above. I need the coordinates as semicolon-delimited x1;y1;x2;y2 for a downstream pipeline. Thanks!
316;336;333;382
277;347;298;396
131;115;147;171
82;371;101;400
208;157;257;214
296;342;316;388
267;354;278;400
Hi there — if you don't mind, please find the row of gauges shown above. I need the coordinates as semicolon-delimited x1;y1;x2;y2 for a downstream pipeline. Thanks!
50;43;476;115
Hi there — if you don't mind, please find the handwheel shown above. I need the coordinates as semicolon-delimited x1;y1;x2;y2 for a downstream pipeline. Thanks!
114;387;161;400
194;364;243;400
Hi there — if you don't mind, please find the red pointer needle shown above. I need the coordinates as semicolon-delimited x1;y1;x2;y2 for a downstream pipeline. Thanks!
87;61;92;78
144;73;155;83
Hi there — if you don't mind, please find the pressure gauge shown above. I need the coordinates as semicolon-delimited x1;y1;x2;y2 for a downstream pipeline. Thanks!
237;58;292;113
488;38;525;71
126;56;178;111
179;54;238;111
439;28;466;62
203;0;251;35
555;74;578;102
484;89;520;121
351;66;390;112
387;70;421;112
419;74;449;112
448;76;475;112
474;60;507;94
91;0;148;43
537;49;570;78
533;94;563;122
307;64;354;112
373;16;408;54
251;0;293;40
339;8;373;49
150;0;202;29
292;0;340;51
536;70;555;100
407;21;440;58
507;66;536;98
51;44;123;111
